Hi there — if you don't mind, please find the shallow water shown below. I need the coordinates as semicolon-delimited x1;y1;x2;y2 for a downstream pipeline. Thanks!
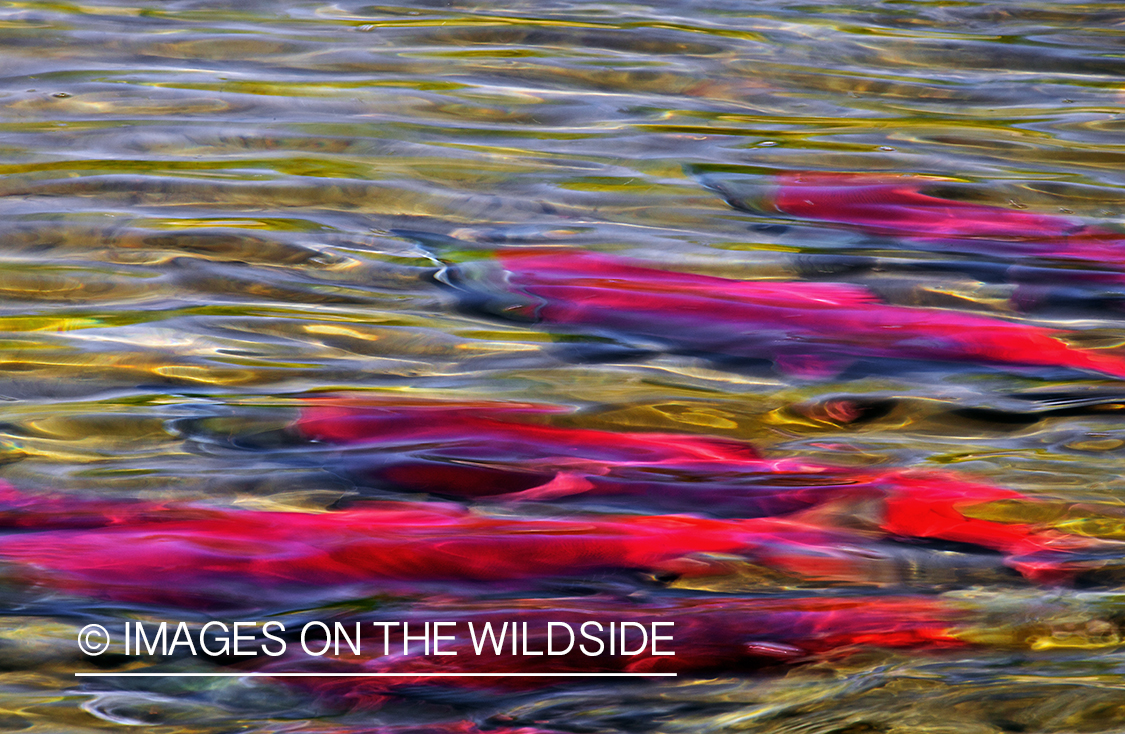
1;1;1125;732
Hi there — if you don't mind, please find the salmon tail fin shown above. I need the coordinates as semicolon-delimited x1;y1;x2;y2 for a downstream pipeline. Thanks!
1068;346;1125;381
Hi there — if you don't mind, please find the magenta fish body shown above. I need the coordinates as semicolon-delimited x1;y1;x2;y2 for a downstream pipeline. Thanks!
267;595;969;709
467;249;1125;379
295;397;881;515
748;172;1125;264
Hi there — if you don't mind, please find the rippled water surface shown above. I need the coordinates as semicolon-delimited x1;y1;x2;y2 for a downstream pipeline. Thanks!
2;1;1125;732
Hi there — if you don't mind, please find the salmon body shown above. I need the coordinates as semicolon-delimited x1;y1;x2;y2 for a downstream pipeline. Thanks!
0;483;862;606
740;171;1125;267
296;397;885;516
271;595;968;709
0;392;1096;609
447;249;1125;379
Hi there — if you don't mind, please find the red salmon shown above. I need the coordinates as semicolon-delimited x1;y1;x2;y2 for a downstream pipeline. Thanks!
452;249;1125;379
742;171;1125;266
296;396;873;515
0;474;1094;606
273;595;967;709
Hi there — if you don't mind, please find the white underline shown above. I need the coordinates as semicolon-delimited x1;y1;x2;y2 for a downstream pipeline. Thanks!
75;672;677;678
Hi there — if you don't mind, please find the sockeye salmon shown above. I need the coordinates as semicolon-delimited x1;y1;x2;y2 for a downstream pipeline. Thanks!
443;249;1125;379
295;397;1047;534
0;475;1097;607
728;171;1125;268
269;595;968;709
296;396;875;515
